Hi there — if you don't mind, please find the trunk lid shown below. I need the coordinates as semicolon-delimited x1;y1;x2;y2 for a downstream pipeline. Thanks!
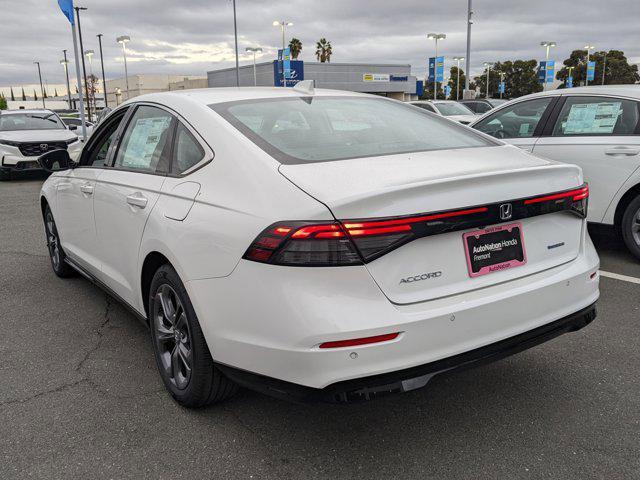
279;145;585;304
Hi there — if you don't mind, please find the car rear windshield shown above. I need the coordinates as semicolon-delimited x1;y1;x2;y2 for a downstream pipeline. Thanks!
211;97;495;164
0;113;65;131
434;102;475;116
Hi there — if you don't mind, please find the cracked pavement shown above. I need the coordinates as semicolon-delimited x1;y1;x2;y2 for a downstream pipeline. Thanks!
1;177;639;479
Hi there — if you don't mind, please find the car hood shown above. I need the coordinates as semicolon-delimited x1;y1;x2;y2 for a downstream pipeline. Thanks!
0;129;77;142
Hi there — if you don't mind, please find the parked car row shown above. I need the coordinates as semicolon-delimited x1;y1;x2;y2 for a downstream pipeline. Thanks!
37;84;599;408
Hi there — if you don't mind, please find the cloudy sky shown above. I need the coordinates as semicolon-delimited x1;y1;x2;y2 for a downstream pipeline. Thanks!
1;0;638;95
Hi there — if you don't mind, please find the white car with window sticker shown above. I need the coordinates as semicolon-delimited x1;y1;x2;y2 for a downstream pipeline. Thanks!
471;85;640;260
39;85;599;407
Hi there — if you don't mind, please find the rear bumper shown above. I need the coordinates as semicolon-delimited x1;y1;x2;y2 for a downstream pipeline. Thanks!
217;302;597;404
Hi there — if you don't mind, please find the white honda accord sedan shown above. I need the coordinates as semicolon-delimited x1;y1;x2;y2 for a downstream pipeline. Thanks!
38;85;599;407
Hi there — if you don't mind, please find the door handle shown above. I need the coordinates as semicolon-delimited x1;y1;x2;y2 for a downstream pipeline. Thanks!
80;184;94;195
605;147;640;156
126;193;148;209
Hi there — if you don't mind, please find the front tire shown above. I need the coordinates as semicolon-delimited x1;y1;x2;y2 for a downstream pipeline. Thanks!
621;196;640;261
44;206;75;278
149;265;238;408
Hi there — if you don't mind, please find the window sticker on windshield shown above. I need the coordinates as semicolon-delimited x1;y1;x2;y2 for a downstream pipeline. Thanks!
564;102;622;134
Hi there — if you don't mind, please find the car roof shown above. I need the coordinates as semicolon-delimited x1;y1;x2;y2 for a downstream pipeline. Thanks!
124;87;371;107
0;109;57;115
515;85;640;102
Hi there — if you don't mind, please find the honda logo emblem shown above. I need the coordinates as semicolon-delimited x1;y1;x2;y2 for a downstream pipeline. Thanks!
499;203;513;221
39;144;48;151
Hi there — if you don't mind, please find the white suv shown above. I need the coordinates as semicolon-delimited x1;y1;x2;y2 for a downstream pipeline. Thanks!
0;109;81;180
38;87;599;407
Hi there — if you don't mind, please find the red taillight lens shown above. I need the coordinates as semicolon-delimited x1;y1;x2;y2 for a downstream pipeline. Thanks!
524;184;589;218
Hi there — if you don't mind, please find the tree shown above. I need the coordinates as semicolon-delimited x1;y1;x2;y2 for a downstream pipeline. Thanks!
33;89;38;101
43;88;48;99
289;38;302;59
87;74;99;112
10;86;15;101
474;60;542;99
21;87;26;101
447;66;468;100
556;49;639;88
315;38;332;63
0;94;7;110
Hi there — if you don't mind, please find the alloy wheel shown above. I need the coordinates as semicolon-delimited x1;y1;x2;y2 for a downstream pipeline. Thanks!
632;206;640;247
153;284;193;390
45;212;61;270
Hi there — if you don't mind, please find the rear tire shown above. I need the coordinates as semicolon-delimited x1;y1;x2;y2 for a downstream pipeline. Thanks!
44;206;75;278
149;264;238;408
621;196;640;260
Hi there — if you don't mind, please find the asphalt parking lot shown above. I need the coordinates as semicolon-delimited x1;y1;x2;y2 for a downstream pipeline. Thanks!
1;176;639;480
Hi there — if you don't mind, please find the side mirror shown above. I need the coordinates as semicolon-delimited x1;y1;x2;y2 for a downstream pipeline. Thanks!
38;149;74;172
68;124;78;131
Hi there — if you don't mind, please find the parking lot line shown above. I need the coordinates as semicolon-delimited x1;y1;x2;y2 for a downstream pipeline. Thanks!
599;270;640;285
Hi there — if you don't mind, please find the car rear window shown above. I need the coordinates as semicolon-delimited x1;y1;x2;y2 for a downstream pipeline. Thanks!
211;97;495;164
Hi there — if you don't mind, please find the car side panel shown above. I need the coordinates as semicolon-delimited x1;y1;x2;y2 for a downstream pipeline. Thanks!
602;168;640;225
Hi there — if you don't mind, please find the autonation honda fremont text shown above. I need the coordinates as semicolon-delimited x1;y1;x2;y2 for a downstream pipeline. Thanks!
37;84;599;407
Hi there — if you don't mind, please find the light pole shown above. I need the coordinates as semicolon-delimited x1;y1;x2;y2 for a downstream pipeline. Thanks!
464;0;473;96
74;6;91;121
567;66;574;88
97;34;108;107
232;0;239;86
483;62;491;99
584;44;595;86
61;51;72;108
453;56;464;100
34;61;45;108
602;51;608;85
540;41;556;91
273;20;293;87
245;47;263;86
427;33;446;100
84;49;94;74
117;35;131;100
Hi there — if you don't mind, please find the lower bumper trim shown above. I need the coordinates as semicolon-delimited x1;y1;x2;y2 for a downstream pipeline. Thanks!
216;302;597;404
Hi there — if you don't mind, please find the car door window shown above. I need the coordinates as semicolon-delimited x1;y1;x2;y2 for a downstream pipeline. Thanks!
552;96;640;136
474;97;554;139
81;109;128;168
414;103;437;113
114;105;175;174
172;122;205;174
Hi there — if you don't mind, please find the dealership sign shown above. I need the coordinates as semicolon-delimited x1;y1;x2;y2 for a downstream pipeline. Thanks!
363;73;390;82
428;56;444;83
538;60;555;84
273;59;304;87
587;61;596;81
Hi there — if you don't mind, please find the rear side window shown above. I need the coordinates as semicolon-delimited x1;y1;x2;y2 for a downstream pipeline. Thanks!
413;103;437;113
468;102;492;114
114;106;174;174
474;97;554;139
172;123;205;174
552;96;640;136
213;97;494;164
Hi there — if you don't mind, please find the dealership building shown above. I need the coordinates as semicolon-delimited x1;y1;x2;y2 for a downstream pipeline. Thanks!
207;62;420;101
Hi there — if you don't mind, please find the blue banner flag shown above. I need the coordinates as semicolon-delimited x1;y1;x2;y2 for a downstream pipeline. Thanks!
538;60;555;84
498;81;505;94
567;76;573;88
428;56;445;83
57;0;75;25
443;84;452;98
587;61;596;81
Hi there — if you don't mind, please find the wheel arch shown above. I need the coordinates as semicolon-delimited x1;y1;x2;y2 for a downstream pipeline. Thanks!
140;251;176;321
613;182;640;230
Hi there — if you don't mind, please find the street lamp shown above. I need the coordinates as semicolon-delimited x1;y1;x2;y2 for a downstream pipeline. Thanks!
540;41;556;91
453;56;464;100
232;0;239;86
74;6;91;121
584;44;595;86
602;51;608;85
245;47;263;86
483;62;492;99
97;34;108;108
33;61;45;108
117;35;131;99
273;21;293;87
60;51;72;108
465;0;473;96
427;33;446;100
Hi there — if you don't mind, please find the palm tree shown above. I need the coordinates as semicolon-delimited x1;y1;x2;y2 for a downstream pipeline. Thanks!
289;38;302;59
315;38;333;63
10;86;15;101
33;89;38;101
21;87;26;101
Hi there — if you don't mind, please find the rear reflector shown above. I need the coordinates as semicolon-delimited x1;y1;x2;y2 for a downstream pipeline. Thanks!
319;332;400;349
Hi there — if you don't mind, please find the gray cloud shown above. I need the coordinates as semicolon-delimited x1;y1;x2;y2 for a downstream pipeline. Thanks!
0;0;638;91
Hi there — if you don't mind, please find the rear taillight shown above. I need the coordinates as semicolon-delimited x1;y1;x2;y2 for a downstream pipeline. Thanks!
243;184;588;267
